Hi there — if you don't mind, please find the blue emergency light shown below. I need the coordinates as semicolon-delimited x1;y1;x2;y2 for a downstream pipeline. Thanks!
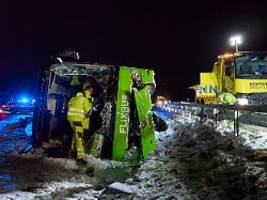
17;96;31;104
21;98;29;103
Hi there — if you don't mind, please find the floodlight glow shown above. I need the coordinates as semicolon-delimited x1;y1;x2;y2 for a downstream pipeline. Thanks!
230;35;242;45
229;35;242;52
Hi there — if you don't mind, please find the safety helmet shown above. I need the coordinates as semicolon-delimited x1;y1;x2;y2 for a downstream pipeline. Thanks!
84;90;92;98
83;81;93;90
83;82;93;98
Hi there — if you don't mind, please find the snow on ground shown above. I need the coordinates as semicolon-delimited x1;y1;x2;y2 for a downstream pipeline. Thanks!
240;124;267;150
0;115;31;156
0;181;96;200
1;110;267;199
153;107;267;199
127;118;199;199
216;119;234;134
216;119;267;150
0;154;124;199
0;111;200;199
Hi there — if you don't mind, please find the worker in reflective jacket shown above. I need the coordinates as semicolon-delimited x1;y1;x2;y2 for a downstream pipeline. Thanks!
219;92;237;105
67;85;93;161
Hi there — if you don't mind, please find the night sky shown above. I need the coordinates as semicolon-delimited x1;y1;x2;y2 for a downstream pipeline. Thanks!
1;1;267;101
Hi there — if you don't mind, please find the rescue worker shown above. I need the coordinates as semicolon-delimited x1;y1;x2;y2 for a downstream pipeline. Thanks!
218;92;237;105
67;84;93;162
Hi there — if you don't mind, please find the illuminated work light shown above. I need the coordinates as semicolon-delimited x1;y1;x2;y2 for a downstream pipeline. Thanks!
230;35;242;52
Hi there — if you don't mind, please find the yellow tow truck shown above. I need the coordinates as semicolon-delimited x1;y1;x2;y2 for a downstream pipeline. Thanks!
191;51;267;105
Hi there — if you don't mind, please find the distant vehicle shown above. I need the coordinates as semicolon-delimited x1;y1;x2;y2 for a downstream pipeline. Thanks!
156;96;170;106
1;101;33;114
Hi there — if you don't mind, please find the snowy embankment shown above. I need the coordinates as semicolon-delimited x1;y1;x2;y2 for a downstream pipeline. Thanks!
126;118;199;199
0;110;199;199
216;119;267;150
1;109;267;199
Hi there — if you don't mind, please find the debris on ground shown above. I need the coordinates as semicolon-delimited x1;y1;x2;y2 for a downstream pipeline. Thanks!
107;182;134;194
4;117;32;131
0;118;31;156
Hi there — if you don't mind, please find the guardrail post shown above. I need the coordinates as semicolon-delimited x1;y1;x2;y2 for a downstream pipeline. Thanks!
234;109;239;136
214;108;218;127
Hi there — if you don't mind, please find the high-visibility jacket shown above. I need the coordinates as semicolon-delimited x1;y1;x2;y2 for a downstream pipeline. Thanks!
67;92;93;122
219;92;237;105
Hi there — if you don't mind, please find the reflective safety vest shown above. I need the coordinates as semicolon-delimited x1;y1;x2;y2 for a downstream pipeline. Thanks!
67;92;92;122
219;92;237;105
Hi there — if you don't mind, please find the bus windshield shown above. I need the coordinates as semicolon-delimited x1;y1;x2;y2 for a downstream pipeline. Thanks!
235;54;267;79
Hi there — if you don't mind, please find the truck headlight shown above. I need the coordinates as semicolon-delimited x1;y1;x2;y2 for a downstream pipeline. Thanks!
237;98;248;106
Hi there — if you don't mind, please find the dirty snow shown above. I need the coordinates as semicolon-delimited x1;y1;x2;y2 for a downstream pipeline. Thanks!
0;181;94;200
0;115;31;156
0;112;199;199
127;118;199;199
216;119;267;150
1;110;267;199
240;124;267;150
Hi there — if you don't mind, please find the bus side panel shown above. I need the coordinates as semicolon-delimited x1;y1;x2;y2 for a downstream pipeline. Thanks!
112;67;132;161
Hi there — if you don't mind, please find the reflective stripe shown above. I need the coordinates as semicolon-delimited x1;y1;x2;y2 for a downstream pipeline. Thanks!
69;108;85;113
68;112;85;117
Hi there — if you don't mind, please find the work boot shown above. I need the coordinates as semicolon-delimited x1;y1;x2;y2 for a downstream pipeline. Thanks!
77;158;87;166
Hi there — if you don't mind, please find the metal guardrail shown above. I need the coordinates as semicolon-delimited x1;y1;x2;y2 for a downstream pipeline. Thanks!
163;102;267;112
159;102;267;136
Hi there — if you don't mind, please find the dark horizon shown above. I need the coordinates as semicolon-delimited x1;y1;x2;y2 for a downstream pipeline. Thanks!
1;1;267;101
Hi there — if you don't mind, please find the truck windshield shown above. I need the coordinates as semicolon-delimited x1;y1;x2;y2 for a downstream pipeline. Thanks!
235;55;267;79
